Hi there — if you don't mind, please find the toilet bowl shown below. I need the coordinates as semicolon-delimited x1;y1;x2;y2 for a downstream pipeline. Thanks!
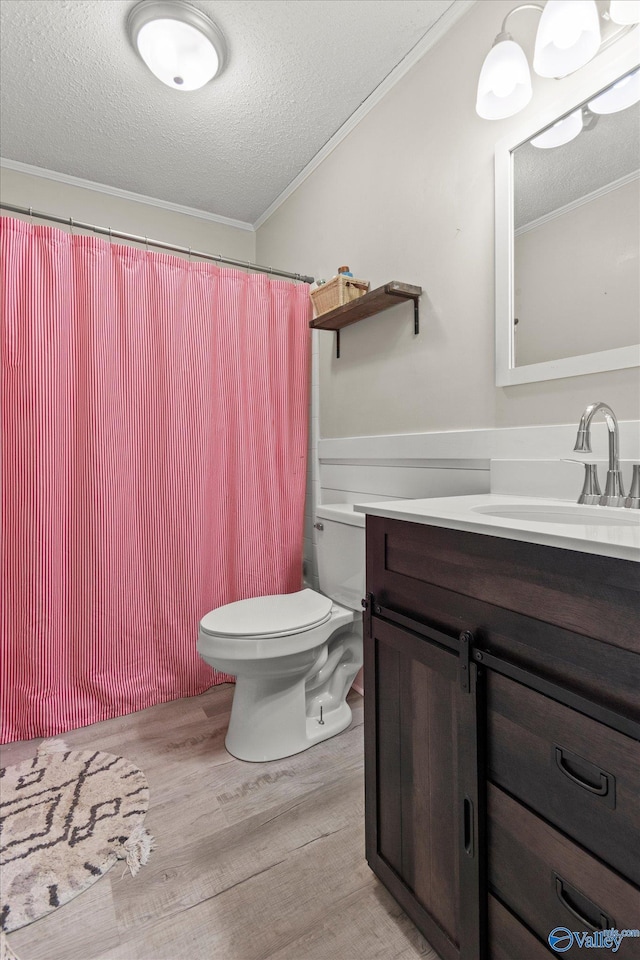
197;504;366;762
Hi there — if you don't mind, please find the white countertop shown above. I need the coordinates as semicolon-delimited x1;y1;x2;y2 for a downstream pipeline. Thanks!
355;494;640;562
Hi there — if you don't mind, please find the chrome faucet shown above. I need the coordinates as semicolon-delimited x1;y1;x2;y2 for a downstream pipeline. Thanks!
573;402;625;507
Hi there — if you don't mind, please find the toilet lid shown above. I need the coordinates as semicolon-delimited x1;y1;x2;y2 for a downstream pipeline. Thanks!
199;589;333;639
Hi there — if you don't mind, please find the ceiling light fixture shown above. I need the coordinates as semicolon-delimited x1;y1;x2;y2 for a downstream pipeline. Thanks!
127;0;226;91
476;1;637;120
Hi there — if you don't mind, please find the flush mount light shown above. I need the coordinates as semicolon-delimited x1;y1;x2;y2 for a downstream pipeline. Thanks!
127;0;226;91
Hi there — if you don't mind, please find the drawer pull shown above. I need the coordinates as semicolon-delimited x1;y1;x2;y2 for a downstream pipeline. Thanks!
554;746;614;804
554;875;613;932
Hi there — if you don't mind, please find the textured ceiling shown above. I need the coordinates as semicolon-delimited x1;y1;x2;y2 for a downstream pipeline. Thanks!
0;0;459;224
514;96;640;228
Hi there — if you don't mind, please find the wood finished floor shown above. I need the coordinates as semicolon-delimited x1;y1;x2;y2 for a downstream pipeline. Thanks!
1;685;440;960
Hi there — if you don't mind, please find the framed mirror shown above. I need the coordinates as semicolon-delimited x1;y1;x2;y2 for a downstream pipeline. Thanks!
495;51;640;386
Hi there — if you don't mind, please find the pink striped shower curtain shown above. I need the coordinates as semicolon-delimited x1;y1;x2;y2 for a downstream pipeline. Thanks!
1;217;310;743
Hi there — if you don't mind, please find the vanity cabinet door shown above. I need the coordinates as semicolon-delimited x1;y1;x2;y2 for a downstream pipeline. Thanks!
364;613;482;960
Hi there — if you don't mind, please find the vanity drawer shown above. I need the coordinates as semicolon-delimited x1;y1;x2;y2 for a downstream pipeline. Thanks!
488;895;550;960
488;784;640;959
488;671;640;884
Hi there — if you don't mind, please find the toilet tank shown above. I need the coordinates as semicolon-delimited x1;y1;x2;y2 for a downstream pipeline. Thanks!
315;503;366;611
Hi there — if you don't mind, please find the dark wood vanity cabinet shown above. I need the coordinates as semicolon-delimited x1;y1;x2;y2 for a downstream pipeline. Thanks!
364;515;640;960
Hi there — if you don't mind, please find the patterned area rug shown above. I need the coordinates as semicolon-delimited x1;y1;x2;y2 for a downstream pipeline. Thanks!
0;740;153;934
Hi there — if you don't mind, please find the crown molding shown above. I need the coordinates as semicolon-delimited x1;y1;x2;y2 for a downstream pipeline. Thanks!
1;1;476;233
0;157;254;232
515;169;640;237
253;0;477;230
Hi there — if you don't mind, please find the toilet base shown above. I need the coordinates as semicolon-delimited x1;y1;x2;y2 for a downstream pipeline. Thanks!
223;620;362;763
225;698;354;763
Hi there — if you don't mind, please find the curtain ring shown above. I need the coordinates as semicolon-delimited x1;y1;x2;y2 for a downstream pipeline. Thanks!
28;206;33;221
188;246;192;261
69;217;74;235
108;227;112;243
145;235;149;252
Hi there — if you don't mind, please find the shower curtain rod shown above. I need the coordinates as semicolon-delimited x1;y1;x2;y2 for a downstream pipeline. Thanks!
0;202;315;284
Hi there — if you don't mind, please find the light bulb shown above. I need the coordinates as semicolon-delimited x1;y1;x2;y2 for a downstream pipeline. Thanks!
530;108;584;148
609;0;640;24
553;15;583;49
136;18;219;90
476;37;532;119
588;68;640;113
533;0;601;78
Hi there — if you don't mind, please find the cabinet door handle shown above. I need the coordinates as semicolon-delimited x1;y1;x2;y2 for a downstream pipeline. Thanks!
555;875;613;932
554;746;613;801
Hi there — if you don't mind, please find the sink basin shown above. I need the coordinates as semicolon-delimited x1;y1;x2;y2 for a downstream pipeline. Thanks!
471;503;638;527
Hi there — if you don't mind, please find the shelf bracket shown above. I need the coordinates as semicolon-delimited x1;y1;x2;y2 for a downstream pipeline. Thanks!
310;281;423;358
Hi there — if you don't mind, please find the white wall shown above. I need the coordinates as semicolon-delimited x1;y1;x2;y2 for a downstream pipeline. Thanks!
256;0;640;438
0;166;255;262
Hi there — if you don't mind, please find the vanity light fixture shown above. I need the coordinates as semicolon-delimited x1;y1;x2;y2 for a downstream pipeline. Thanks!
527;64;640;149
533;0;601;78
476;31;534;119
529;65;638;149
127;0;226;91
609;0;640;24
588;65;640;112
530;100;605;148
530;106;584;147
476;0;637;119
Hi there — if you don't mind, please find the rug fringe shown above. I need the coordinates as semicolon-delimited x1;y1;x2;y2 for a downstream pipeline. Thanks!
115;825;154;877
37;737;70;755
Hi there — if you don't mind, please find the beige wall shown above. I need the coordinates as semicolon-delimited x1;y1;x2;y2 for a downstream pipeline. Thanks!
256;0;640;437
0;167;255;262
515;178;640;366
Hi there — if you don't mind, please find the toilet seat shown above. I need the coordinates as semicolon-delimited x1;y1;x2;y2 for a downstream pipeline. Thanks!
199;589;333;641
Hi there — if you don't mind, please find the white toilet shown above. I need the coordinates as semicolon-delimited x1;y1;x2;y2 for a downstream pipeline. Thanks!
197;503;365;762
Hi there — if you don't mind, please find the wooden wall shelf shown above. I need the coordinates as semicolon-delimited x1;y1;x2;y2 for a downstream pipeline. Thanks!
310;281;422;357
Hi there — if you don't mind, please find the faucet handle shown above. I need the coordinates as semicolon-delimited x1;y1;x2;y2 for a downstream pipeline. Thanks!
569;461;602;505
625;464;640;509
561;459;602;505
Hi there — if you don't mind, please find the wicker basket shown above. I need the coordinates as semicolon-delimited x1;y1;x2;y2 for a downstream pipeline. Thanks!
310;275;369;317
